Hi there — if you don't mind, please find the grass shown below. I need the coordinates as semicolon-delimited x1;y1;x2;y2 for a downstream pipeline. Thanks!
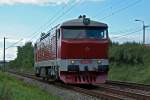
108;63;150;85
108;43;150;85
0;71;61;100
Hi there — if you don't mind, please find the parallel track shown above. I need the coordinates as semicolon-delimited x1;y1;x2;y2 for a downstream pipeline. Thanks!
7;71;150;100
106;80;150;91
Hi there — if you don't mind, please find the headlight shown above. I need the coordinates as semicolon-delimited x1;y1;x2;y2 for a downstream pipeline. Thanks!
71;60;75;64
97;60;101;64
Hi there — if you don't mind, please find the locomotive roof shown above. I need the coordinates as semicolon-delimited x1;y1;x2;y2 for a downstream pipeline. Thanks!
35;16;108;43
61;17;108;28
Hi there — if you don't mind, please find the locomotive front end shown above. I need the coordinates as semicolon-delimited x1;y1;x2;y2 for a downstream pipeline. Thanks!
59;16;109;84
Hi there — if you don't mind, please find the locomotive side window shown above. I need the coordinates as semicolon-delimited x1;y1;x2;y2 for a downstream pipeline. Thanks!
62;28;108;40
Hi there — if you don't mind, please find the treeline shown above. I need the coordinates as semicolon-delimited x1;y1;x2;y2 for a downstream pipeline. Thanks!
9;42;34;71
8;41;150;71
109;42;150;65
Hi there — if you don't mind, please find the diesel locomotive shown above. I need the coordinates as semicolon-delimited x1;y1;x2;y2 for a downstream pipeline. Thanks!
34;15;109;84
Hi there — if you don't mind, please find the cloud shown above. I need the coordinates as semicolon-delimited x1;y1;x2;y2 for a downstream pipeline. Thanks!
0;47;17;61
6;47;17;60
0;0;69;5
0;0;104;6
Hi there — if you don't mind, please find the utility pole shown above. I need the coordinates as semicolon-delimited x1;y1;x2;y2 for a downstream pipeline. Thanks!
3;37;6;71
143;25;150;44
135;19;150;44
142;21;145;44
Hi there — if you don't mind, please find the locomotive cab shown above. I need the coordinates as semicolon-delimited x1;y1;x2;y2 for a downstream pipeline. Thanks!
58;16;109;84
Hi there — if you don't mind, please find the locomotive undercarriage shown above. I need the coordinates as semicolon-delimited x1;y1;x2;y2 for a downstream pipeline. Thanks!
35;59;109;84
35;66;59;80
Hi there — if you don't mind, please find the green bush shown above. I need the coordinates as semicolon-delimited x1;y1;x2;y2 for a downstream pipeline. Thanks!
109;42;145;64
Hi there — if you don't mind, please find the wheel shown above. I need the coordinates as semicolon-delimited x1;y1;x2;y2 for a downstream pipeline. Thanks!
54;66;59;81
35;68;40;77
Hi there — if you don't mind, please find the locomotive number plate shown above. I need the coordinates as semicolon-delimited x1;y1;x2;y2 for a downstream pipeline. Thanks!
80;60;92;64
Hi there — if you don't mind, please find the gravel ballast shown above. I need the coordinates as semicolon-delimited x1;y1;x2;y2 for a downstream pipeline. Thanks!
8;73;100;100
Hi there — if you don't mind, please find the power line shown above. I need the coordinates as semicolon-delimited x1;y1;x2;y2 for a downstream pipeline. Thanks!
27;0;80;42
99;0;141;20
110;29;142;39
5;39;23;50
42;0;82;33
110;27;140;35
3;1;80;53
110;29;142;43
26;5;67;42
43;0;80;31
93;0;128;18
111;29;142;39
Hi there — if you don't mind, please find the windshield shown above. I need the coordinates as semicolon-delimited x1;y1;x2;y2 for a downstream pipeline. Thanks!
63;28;108;39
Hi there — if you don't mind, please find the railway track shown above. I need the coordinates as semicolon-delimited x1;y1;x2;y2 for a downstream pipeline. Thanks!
106;80;150;91
95;83;150;100
7;70;150;100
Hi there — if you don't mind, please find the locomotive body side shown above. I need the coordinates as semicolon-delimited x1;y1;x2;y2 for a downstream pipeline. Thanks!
34;29;58;79
34;16;109;84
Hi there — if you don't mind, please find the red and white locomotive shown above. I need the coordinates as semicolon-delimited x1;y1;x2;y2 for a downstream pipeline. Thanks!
34;15;109;84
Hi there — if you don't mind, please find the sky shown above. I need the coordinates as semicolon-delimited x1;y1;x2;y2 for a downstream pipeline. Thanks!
0;0;149;60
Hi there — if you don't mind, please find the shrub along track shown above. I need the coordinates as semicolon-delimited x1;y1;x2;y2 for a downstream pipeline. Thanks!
7;70;150;100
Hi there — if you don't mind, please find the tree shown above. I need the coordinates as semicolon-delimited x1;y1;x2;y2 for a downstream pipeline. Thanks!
9;42;34;71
